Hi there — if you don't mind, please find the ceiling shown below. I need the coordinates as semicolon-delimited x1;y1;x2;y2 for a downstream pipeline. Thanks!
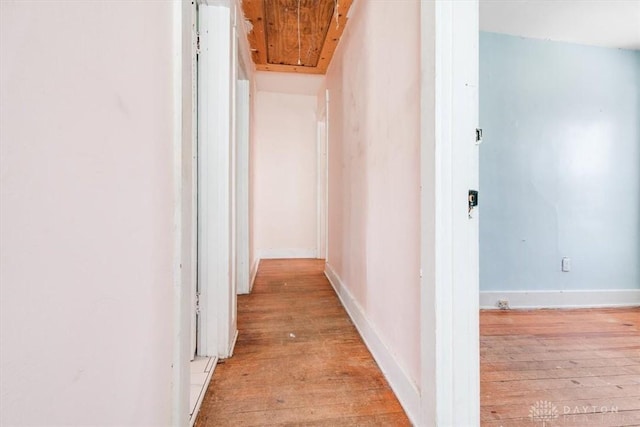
242;0;353;74
480;0;640;50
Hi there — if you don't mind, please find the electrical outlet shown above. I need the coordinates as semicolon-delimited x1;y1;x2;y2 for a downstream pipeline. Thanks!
562;257;571;272
497;299;510;310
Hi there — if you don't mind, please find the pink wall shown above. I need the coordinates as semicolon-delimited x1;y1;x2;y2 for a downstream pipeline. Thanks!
253;86;320;258
325;0;422;387
1;1;175;424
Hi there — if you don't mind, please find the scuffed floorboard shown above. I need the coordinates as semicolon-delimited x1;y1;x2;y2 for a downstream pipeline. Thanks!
195;259;410;426
481;307;640;426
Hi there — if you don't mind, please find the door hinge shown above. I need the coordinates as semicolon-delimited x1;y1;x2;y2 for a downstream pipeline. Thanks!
475;128;483;145
195;292;201;314
196;32;201;56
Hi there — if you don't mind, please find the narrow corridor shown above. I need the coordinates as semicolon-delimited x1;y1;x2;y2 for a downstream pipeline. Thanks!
195;259;410;426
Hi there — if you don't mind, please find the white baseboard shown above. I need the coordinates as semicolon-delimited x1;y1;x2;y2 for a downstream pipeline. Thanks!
249;257;260;292
324;264;420;425
228;329;239;358
480;289;640;309
257;248;317;259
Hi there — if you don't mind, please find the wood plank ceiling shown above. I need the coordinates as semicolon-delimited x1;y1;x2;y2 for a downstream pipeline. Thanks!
242;0;354;74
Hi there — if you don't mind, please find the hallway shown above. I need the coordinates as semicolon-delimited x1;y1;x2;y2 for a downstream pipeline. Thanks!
194;259;410;426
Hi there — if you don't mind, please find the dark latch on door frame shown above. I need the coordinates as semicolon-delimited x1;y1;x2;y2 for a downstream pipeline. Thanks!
468;190;478;216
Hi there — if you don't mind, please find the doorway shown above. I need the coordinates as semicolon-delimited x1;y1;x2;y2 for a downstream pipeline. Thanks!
188;0;252;423
196;1;240;359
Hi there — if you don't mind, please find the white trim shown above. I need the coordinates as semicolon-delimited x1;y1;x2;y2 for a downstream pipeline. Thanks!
172;0;191;425
257;248;318;259
316;120;327;260
315;89;329;261
324;264;421;425
480;289;640;309
420;1;479;426
235;77;251;295
189;0;199;363
228;329;240;358
249;258;260;292
324;89;330;262
229;2;239;349
197;1;215;358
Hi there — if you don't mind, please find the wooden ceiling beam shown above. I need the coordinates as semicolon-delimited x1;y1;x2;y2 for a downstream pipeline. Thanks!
240;0;354;75
242;0;268;65
264;0;335;68
256;63;324;74
316;0;353;73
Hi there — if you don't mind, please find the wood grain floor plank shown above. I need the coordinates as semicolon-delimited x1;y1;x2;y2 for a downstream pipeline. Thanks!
194;264;640;426
481;307;640;426
195;259;409;426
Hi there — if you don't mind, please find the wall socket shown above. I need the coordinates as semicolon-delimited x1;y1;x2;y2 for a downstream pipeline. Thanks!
562;257;571;272
497;299;510;310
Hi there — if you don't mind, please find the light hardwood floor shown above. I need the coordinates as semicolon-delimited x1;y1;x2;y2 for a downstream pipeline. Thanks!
195;259;410;426
481;307;640;426
194;258;639;426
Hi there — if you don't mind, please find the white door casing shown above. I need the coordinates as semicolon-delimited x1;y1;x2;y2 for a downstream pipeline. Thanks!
236;73;251;295
172;0;196;424
190;0;199;363
316;94;328;261
420;1;480;425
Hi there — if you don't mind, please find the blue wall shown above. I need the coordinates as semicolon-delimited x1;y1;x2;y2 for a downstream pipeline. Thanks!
480;32;640;291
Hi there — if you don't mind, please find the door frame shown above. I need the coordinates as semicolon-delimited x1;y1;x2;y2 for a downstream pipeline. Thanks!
171;0;196;425
316;89;329;261
195;0;253;359
235;61;251;294
172;0;253;423
173;0;480;424
190;0;199;362
419;0;480;425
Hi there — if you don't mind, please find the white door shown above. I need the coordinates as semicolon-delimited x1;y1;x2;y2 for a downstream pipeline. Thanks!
197;3;237;358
